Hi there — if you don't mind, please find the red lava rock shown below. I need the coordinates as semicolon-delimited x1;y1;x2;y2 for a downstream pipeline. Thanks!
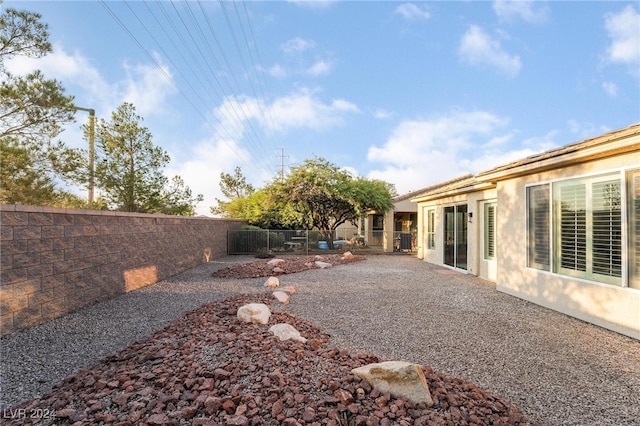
0;294;530;426
211;254;365;279
334;388;355;405
146;413;171;425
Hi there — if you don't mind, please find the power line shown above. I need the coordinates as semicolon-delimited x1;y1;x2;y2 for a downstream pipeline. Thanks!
99;0;281;180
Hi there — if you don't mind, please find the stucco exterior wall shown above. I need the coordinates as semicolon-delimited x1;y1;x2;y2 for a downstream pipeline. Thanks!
496;152;640;339
415;188;497;281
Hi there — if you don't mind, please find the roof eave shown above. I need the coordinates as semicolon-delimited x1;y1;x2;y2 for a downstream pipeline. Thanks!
476;130;640;183
411;181;495;203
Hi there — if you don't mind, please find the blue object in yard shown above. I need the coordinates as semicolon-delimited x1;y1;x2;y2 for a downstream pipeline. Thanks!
318;241;329;249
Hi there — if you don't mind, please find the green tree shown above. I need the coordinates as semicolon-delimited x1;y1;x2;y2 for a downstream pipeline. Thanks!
93;102;201;215
0;5;76;141
158;175;204;216
0;136;85;205
210;166;255;216
0;4;86;206
271;157;394;247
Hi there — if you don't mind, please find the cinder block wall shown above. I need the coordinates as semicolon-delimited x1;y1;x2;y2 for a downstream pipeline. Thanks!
0;204;245;336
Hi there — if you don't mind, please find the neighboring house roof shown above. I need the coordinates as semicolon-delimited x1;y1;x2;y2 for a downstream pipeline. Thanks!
477;122;640;182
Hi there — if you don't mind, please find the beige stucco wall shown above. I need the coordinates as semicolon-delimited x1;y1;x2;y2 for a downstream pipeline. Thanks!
496;152;640;339
415;188;497;281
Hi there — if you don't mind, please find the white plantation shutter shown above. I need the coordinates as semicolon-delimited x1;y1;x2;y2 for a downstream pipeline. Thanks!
559;183;587;272
554;174;622;285
591;180;621;278
527;184;550;270
484;203;496;260
630;170;640;289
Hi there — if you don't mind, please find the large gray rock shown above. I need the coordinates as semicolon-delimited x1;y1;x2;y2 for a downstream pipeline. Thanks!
351;361;434;406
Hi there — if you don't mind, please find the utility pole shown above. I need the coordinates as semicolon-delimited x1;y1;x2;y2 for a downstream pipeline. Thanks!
276;148;288;182
75;107;96;206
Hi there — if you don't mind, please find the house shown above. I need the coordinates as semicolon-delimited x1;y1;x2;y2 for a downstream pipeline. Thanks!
363;191;419;252
411;123;640;339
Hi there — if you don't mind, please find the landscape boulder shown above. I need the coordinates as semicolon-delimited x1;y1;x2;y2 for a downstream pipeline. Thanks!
269;323;307;343
281;285;296;294
267;258;285;266
315;261;332;269
237;303;271;325
264;276;280;288
351;361;434;406
272;291;290;305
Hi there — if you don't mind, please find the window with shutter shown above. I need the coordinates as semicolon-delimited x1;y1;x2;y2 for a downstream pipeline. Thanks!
527;170;638;287
629;170;640;289
484;202;497;260
426;209;435;250
558;183;587;272
554;174;621;285
527;184;550;270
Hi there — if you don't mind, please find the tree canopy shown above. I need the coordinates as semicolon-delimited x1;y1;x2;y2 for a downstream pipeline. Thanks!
215;158;395;245
0;3;84;206
273;157;394;246
92;102;202;215
210;166;255;216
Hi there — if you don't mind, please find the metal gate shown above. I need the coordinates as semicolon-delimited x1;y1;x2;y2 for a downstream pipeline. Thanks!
227;229;309;255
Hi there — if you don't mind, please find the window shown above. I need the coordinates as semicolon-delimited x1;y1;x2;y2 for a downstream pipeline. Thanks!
526;172;634;287
629;169;640;289
426;209;435;250
527;184;550;270
554;175;621;285
484;202;497;260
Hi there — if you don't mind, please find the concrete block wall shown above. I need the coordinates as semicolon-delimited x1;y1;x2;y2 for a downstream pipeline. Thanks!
0;204;245;336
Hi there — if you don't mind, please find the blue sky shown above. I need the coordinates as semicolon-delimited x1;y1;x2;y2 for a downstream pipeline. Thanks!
4;1;639;216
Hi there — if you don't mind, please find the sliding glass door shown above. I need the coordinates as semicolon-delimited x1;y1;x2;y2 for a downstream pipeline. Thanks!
444;204;468;270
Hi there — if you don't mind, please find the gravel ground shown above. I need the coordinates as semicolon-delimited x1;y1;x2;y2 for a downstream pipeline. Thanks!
1;255;639;426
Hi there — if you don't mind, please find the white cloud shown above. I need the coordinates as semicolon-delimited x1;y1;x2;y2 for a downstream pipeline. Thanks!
395;3;431;21
269;63;287;78
121;57;176;118
5;43;115;108
372;109;393;119
287;0;336;9
602;81;618;97
166;138;255;217
364;110;563;194
307;59;333;76
567;120;610;140
493;0;548;24
266;88;360;131
281;37;316;54
459;25;522;77
604;5;640;66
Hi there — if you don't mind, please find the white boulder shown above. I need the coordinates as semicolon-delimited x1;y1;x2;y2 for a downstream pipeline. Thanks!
272;291;290;305
269;323;307;343
351;361;434;406
237;303;271;325
264;276;280;288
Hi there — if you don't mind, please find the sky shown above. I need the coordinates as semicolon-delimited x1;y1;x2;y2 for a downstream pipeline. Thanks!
4;0;640;216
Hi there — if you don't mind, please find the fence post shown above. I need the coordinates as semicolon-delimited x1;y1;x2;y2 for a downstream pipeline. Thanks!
267;229;270;251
